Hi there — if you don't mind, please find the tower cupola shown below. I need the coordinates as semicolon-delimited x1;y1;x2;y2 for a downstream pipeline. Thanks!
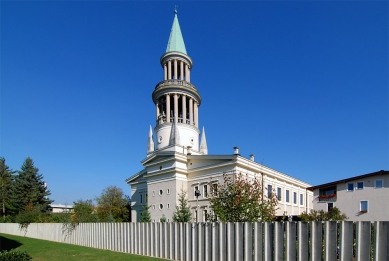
151;10;203;153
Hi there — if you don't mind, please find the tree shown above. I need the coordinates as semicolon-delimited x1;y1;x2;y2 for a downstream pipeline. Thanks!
139;204;151;222
0;157;15;219
72;199;99;223
208;172;278;222
160;214;166;222
299;207;348;222
172;189;191;222
13;157;52;214
95;186;130;222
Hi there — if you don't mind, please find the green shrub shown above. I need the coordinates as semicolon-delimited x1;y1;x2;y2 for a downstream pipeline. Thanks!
0;250;32;261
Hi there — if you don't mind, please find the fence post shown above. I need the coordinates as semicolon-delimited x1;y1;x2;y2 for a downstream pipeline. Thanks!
220;222;227;261
374;221;389;261
324;221;337;261
297;222;308;261
254;222;263;261
244;222;253;261
274;222;284;261
339;221;353;260
263;222;273;261
185;222;192;261
227;222;235;261
286;222;297;261
192;223;199;261
212;222;220;261
310;221;322;261
356;221;371;261
236;222;244;261
205;222;212;261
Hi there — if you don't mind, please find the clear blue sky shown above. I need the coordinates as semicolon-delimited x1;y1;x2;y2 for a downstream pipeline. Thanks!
1;1;388;205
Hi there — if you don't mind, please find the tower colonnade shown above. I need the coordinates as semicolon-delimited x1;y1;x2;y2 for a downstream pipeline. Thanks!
155;93;198;128
163;58;191;82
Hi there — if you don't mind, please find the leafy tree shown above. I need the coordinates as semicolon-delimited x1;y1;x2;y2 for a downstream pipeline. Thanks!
0;157;15;219
160;214;166;222
95;186;130;222
208;172;278;222
13;157;52;214
72;199;99;223
172;189;191;222
299;207;348;221
139;204;151;222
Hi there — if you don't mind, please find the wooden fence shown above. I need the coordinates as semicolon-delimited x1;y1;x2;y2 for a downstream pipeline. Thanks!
0;221;388;261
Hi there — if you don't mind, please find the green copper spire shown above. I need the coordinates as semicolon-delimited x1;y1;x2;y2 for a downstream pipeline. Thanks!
166;8;187;54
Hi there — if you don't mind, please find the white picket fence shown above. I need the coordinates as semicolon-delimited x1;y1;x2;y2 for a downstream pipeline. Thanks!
0;221;388;261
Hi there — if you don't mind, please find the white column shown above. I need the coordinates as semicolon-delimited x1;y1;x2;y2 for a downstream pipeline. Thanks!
187;66;190;82
189;98;193;125
185;64;188;82
174;59;177;80
180;61;184;80
168;60;172;80
156;102;160;121
194;101;198;128
174;94;178;123
164;63;167;81
182;95;187;124
166;94;171;123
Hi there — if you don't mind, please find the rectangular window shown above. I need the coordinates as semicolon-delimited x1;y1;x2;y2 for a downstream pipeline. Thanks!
286;190;290;203
204;185;208;198
300;194;303;205
268;185;272;198
328;202;333;212
203;210;208;222
375;179;383;188
347;183;354;191
277;187;282;201
140;194;143;204
211;184;218;195
167;189;170;194
194;210;198;222
356;182;364;190
293;192;297;204
360;201;368;213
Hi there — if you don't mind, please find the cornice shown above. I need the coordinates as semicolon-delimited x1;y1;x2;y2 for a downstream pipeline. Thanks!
160;51;193;68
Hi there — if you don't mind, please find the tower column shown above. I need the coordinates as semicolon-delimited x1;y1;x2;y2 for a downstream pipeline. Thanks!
189;98;193;125
168;60;172;80
174;59;178;80
185;64;189;82
174;93;178;123
180;61;184;80
166;94;171;122
187;66;190;82
194;101;198;128
182;95;187;124
156;101;160;123
164;63;167;80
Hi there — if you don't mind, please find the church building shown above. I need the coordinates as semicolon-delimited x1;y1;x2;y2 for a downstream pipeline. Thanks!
126;10;313;222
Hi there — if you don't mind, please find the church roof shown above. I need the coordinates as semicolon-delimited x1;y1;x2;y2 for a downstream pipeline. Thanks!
166;9;187;54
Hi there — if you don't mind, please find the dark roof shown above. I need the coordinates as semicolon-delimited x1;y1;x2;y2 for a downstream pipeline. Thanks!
307;170;388;191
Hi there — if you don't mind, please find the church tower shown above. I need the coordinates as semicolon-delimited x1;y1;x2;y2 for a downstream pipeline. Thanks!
150;9;205;154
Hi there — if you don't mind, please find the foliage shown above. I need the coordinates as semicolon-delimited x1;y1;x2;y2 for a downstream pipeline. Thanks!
72;199;99;223
299;207;348;221
172;189;191;222
139;204;151;222
95;186;130;222
207;172;279;222
0;250;32;261
160;214;166;222
0;158;16;220
12;157;52;214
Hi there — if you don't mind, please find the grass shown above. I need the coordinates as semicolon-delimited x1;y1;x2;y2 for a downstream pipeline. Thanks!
0;233;167;261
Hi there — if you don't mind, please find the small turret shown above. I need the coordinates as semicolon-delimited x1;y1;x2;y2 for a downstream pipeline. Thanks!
147;125;155;154
199;127;208;154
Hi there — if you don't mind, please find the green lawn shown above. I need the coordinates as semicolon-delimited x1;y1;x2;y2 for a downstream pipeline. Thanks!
0;233;167;261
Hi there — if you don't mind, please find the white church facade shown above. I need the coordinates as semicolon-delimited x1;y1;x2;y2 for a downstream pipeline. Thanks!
126;11;313;222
